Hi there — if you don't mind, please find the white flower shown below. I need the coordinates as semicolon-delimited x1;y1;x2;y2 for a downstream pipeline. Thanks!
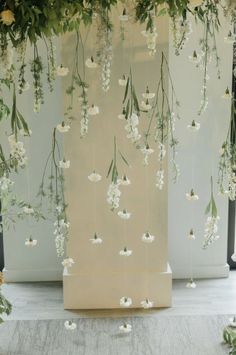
188;229;195;240
54;219;70;230
141;99;152;111
188;50;201;64
25;238;37;247
18;81;30;92
158;142;166;162
118;209;131;220
202;216;220;249
141;144;154;165
224;31;235;44
222;87;232;99
88;171;102;182
141;299;153;309
90;233;103;244
119;9;129;22
107;182;121;210
57;122;70;133
56;65;69;77
59;159;70;169
186;189;199;201
0;175;14;191
187;120;200;131
142;86;155;100
229;317;236;328
64;321;77;330
19;128;32;136
8;135;27;167
142;232;155;243
62;258;75;268
118;108;126;120
118;175;130;186
119;247;132;256
186;280;196;289
0;9;15;26
125;113;141;143
231;253;236;262
23;206;34;214
120;296;132;308
88;105;99;116
119;323;132;333
118;75;127;86
141;27;158;56
156;170;164;190
85;56;98;68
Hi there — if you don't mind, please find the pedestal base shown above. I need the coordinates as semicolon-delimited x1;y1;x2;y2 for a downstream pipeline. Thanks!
63;264;172;309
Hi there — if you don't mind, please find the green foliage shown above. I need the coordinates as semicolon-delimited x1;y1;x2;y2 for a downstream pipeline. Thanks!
0;291;12;324
223;326;236;355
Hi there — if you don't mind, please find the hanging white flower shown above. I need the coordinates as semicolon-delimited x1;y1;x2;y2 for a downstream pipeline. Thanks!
187;229;195;240
186;279;196;289
25;238;37;247
141;27;158;56
118;209;131;220
222;87;232;99
156;170;164;190
119;323;132;333
118;75;127;86
118;107;126;120
186;189;199;201
88;104;99;116
19;128;32;136
120;296;132;308
187;120;200;131
202;216;220;249
54;219;70;230
125;113;141;143
0;175;14;191
90;233;103;244
118;175;131;186
142;86;155;100
119;247;133;257
231;253;236;262
57;122;70;133
119;9;129;22
141;144;154;165
56;65;69;77
140;299;154;309
85;56;98;68
23;206;34;214
62;258;75;268
224;30;235;44
18;81;30;92
0;9;15;26
158;142;166;161
107;182;121;210
64;321;77;330
8;135;27;167
142;232;155;243
229;317;236;328
188;50;201;64
59;159;70;169
141;99;152;111
88;171;102;182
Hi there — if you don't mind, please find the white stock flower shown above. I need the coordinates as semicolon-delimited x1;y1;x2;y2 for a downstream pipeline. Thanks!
118;175;130;186
156;170;164;190
118;209;131;220
222;87;232;99
187;120;200;131
141;144;154;165
23;206;34;214
118;107;126;120
64;321;77;330
19;128;32;136
57;122;70;133
119;323;132;333
119;9;129;22
88;171;102;182
120;296;132;308
142;86;155;100
56;65;69;77
118;75;127;86
88;105;99;116
142;232;155;243
187;229;195;240
141;299;153;309
90;233;103;244
119;247;132;256
125;113;141;143
141;27;158;56
186;279;196;289
141;99;152;111
186;189;199;201
62;258;75;268
25;238;37;247
107;182;121;210
188;50;201;64
8;135;27;167
158;142;166;161
202;216;220;249
85;56;98;68
59;159;70;169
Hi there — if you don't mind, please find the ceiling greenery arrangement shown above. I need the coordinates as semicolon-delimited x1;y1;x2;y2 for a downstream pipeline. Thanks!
0;0;236;338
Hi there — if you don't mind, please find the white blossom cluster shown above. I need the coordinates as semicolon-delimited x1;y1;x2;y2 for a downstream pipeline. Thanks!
142;27;158;56
141;144;154;165
125;112;141;143
227;167;236;201
80;93;89;137
8;135;27;167
202;216;220;249
0;175;14;191
101;30;113;92
107;182;121;210
54;216;70;257
158;142;166;162
156;169;164;190
172;19;192;56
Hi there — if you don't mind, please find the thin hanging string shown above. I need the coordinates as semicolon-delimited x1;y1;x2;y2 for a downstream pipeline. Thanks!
144;164;150;298
25;137;32;233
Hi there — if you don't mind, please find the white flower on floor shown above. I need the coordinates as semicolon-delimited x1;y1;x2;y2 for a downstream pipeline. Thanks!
229;317;236;328
0;175;14;191
222;87;232;100
187;229;195;240
90;233;103;244
141;299;154;309
120;297;132;308
119;247;132;257
88;104;99;116
187;120;200;131
118;209;131;220
25;237;37;247
107;182;121;210
56;65;69;77
141;99;152;111
85;56;98;68
64;321;77;330
125;113;141;143
88;171;102;182
142;232;155;243
202;216;220;249
57;122;70;133
118;175;130;186
23;205;34;214
142;86;155;100
118;75;127;86
118;107;126;120
62;258;75;268
156;170;164;190
231;253;236;263
141;144;154;165
188;50;201;64
186;279;196;289
0;9;15;26
119;323;132;333
186;189;199;201
224;31;235;44
59;159;70;169
119;9;129;22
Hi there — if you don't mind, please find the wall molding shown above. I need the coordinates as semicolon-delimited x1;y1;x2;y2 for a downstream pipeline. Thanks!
3;268;62;282
172;263;229;279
